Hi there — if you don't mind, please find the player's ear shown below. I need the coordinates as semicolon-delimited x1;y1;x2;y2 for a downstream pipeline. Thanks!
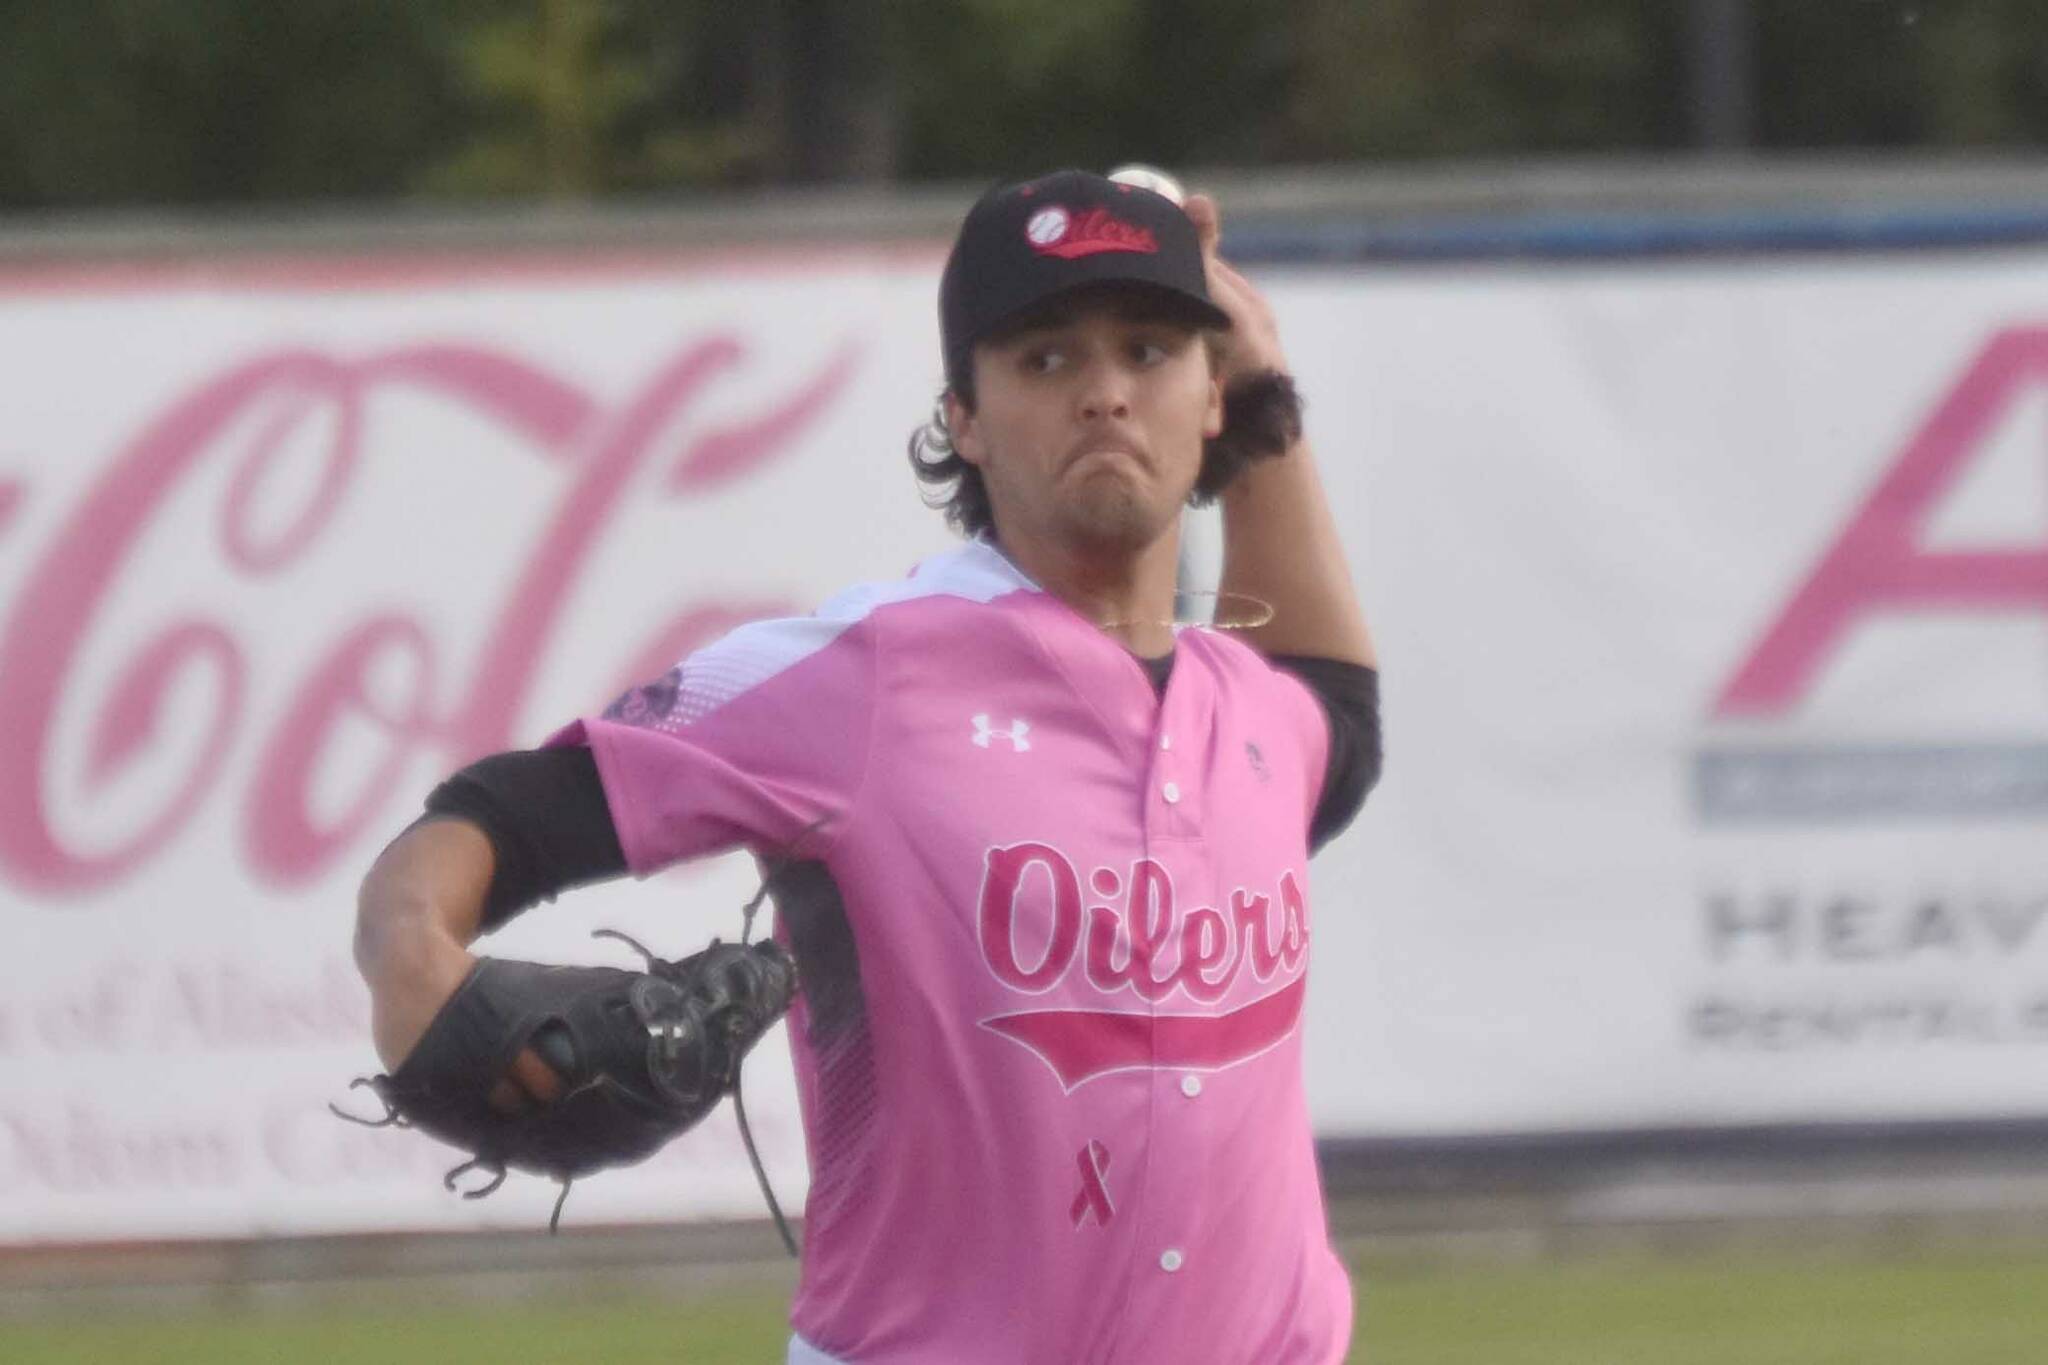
944;389;986;466
1201;360;1225;441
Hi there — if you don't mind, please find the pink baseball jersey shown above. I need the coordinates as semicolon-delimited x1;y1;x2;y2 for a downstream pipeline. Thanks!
544;539;1349;1364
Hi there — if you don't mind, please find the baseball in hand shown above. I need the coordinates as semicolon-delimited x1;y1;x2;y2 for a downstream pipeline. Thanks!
1106;164;1185;207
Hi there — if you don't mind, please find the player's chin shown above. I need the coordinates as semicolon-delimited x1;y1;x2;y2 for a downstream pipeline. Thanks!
1058;486;1177;554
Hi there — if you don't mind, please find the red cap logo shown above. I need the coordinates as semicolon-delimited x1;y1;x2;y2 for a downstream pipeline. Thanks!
1024;205;1159;259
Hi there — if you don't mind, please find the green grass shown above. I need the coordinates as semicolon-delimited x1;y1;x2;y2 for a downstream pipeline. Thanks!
0;1293;791;1365
4;1246;2045;1363
1355;1248;2048;1365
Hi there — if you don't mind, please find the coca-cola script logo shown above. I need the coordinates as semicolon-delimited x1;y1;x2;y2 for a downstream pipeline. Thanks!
1027;207;1160;261
974;841;1308;1090
0;334;856;897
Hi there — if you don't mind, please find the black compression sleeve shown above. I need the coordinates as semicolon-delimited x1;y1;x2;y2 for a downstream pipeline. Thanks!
1266;656;1382;854
422;746;628;931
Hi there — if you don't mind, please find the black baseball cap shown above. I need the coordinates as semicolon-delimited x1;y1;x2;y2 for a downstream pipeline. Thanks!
939;169;1231;391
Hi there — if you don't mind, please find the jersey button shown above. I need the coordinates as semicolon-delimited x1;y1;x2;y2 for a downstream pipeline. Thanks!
1159;1249;1184;1272
1159;733;1173;751
1180;1075;1202;1098
1162;781;1181;803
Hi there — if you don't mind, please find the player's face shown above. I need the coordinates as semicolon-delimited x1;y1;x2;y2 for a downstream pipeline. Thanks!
950;293;1225;560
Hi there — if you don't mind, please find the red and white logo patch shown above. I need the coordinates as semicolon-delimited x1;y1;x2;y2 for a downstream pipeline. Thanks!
1023;205;1159;260
1025;206;1071;248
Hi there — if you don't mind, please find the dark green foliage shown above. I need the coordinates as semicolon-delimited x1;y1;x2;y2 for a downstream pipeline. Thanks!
0;0;2040;209
898;0;1298;180
1287;0;1687;159
1756;0;2048;149
0;0;461;208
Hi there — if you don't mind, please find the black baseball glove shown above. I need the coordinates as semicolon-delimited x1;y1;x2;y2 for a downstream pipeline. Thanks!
337;931;797;1233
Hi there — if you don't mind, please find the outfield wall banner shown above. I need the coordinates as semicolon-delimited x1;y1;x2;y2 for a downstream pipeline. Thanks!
2;245;2045;1241
1288;254;2048;1137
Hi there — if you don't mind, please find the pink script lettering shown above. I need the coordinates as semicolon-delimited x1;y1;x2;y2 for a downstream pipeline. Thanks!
0;337;857;895
1715;327;2048;717
977;842;1308;1005
976;842;1313;1089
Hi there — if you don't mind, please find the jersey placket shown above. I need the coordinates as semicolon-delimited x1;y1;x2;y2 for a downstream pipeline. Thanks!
1111;646;1217;1336
1144;627;1215;838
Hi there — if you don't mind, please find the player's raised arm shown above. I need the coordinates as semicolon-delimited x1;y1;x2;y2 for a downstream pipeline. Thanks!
1187;192;1376;668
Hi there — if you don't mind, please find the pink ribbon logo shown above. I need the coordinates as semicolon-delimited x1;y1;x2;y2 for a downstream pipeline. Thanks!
1069;1139;1114;1228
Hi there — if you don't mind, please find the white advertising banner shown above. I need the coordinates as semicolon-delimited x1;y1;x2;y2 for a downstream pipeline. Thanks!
2;242;2046;1241
1289;253;2048;1136
0;247;959;1241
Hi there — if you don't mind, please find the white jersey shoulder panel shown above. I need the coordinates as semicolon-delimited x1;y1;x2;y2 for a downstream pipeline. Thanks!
668;540;1036;726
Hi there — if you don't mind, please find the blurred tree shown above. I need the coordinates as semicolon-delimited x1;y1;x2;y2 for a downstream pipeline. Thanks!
1917;0;2048;146
748;0;901;182
897;0;1687;179
424;0;760;197
0;0;458;208
1753;0;2048;150
0;0;2041;209
897;0;1145;178
424;0;909;196
1754;0;1924;147
1286;0;1685;159
898;0;1295;178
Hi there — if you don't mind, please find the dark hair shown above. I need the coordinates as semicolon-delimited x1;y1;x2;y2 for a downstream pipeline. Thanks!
906;365;1305;539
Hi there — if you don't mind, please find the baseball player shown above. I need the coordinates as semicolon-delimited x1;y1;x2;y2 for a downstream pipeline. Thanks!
355;168;1380;1363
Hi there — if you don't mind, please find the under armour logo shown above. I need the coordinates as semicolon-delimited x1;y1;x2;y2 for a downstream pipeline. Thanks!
972;714;1032;751
1070;1140;1114;1227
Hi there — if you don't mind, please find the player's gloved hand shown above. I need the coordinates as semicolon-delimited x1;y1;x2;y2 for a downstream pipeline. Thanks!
336;932;797;1231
